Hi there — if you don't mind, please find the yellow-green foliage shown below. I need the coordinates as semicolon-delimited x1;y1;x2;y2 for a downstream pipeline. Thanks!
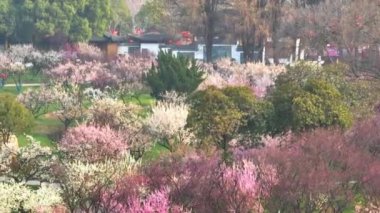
0;93;33;146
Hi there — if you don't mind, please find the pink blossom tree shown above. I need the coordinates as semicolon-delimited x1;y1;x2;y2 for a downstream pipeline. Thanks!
199;58;285;97
144;152;278;212
110;55;153;103
47;61;116;89
59;124;128;162
101;174;188;213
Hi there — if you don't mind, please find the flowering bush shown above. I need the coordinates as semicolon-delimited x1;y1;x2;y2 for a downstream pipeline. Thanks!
0;135;54;182
59;124;128;162
147;93;193;151
50;84;84;129
0;182;62;213
76;42;104;61
199;58;285;97
144;152;278;212
17;85;55;118
47;61;116;88
86;97;139;129
54;154;139;212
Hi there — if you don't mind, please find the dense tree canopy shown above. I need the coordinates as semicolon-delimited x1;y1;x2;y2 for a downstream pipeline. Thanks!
269;63;353;134
145;51;204;98
1;0;112;45
0;93;33;146
187;86;272;157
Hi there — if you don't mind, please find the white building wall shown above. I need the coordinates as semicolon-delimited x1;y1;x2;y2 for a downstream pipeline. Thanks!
231;45;241;62
118;45;129;55
140;43;161;56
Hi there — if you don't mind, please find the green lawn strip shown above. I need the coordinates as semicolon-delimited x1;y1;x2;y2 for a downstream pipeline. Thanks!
142;142;170;163
0;86;38;96
17;114;63;148
17;133;56;148
21;72;45;84
123;93;156;106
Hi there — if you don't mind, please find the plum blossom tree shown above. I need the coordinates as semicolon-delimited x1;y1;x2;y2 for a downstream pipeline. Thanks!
76;42;104;62
3;45;36;91
53;154;139;213
199;58;285;97
47;61;116;88
144;152;278;212
0;135;54;183
17;85;55;118
248;129;375;212
86;97;139;129
110;55;153;103
59;124;128;163
86;97;152;159
146;92;193;152
0;181;63;213
28;49;63;73
50;84;84;129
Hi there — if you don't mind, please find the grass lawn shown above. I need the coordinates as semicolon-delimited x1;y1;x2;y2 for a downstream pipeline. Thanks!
21;72;45;84
0;86;39;97
142;142;170;163
123;93;156;106
17;114;63;148
17;134;56;148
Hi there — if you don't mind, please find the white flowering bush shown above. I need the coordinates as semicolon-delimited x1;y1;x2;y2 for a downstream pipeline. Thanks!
0;135;54;182
86;97;139;129
7;44;35;63
51;83;85;129
147;92;194;151
28;50;63;71
0;182;62;213
55;154;140;211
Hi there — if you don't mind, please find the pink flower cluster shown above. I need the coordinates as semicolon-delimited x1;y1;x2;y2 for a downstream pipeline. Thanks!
47;61;117;88
60;124;127;162
0;73;8;80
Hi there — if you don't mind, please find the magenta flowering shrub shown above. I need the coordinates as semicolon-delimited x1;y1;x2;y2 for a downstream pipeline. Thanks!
242;128;380;212
59;124;127;162
101;175;187;213
144;153;278;213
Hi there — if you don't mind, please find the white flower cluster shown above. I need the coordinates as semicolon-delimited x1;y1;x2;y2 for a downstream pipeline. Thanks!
17;85;55;117
0;182;62;213
87;97;134;128
61;154;140;195
0;135;54;181
7;44;35;63
51;83;83;121
147;100;189;139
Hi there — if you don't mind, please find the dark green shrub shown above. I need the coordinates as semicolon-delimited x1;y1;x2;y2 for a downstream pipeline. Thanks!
145;51;204;98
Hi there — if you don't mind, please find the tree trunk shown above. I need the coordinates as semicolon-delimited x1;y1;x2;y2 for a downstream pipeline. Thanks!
4;36;8;50
271;3;281;65
272;36;279;64
242;39;255;63
204;0;218;63
205;14;215;62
